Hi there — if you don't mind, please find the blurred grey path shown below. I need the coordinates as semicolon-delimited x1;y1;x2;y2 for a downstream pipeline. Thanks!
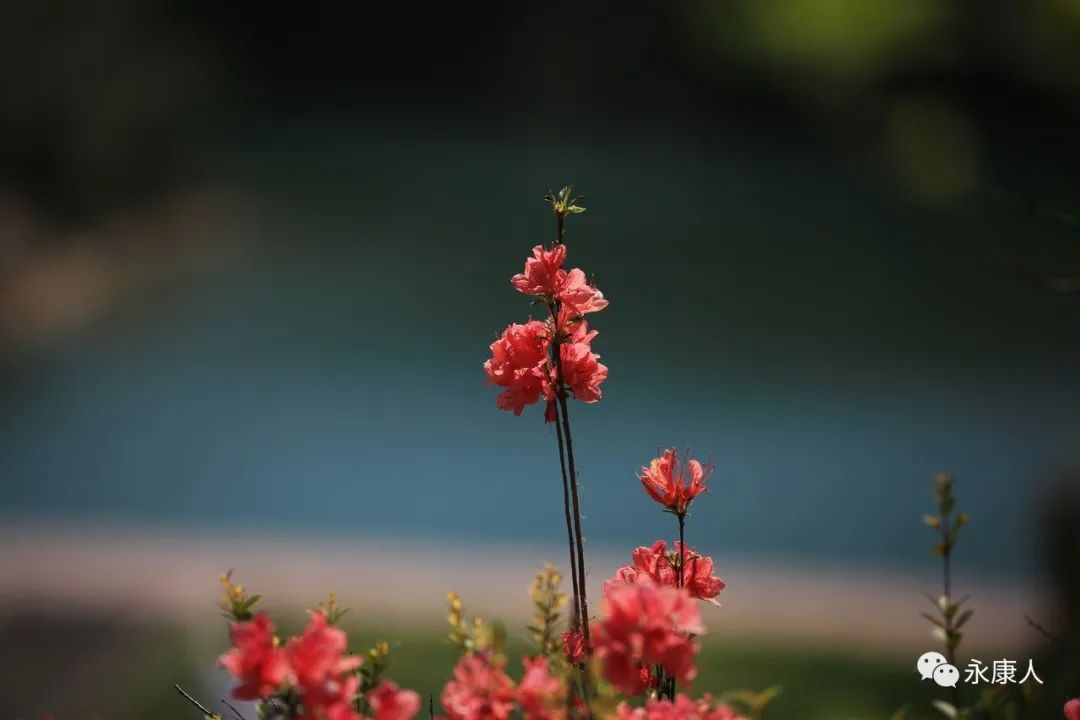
0;522;1049;654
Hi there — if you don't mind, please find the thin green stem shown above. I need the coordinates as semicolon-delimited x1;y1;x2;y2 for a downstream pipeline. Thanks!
677;514;686;589
553;394;583;630
175;684;217;719
556;378;590;645
941;516;958;707
221;699;247;720
548;204;590;647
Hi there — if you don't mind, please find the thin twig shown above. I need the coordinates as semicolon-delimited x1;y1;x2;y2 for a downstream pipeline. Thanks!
677;514;686;590
941;521;958;708
221;699;247;720
547;200;590;646
175;684;217;718
1025;614;1068;646
552;386;583;630
555;362;590;646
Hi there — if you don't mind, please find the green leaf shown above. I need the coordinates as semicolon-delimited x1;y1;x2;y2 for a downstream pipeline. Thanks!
955;608;975;628
931;700;958;718
889;704;909;720
921;612;944;628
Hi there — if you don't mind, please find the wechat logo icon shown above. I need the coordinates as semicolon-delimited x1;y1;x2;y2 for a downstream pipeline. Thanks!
917;651;959;688
917;651;947;680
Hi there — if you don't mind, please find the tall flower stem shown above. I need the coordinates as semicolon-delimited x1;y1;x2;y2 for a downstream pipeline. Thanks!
552;399;582;629
554;370;591;645
939;508;958;708
546;305;590;644
667;512;688;700
547;190;592;647
677;514;686;589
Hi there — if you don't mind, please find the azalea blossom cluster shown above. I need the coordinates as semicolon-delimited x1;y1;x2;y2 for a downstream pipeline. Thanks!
441;654;566;720
617;694;748;720
604;540;725;607
481;190;732;712
214;571;581;720
438;563;746;720
565;446;728;710
482;187;609;674
484;242;608;419
592;582;702;696
217;576;419;720
639;449;710;519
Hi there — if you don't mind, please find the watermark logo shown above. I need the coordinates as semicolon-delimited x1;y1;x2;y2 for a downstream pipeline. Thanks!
917;651;948;680
917;652;1043;688
933;663;960;688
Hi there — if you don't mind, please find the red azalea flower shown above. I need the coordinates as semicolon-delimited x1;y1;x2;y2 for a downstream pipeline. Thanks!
553;303;583;341
561;629;586;664
512;244;567;297
511;245;608;318
299;674;362;720
592;582;702;695
557;267;608;316
218;611;289;701
607;663;654;698
441;655;517;720
518;657;565;720
1065;699;1080;720
639;449;711;516
605;541;725;605
616;695;747;720
485;318;607;416
559;337;608;404
633;665;660;696
370;681;422;720
286;612;363;716
484;321;550;415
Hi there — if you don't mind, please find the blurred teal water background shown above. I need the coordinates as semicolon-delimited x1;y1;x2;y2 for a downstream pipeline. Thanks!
2;119;1077;581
